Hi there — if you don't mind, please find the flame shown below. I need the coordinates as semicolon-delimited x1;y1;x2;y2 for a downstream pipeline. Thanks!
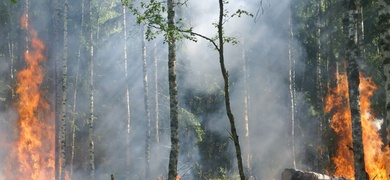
325;67;390;179
2;13;55;180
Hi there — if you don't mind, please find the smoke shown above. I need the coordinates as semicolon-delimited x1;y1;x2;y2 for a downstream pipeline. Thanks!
0;0;315;179
179;0;304;178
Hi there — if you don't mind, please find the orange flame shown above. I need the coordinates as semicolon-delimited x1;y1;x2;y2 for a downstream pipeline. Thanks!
325;68;390;179
2;13;55;180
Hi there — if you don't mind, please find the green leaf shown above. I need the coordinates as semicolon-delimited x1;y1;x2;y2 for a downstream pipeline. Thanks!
10;0;17;4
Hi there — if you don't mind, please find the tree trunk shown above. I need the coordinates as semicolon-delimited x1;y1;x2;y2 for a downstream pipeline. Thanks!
167;0;179;179
70;0;84;178
154;42;160;145
242;41;252;176
7;32;15;100
345;0;368;179
378;0;390;146
50;0;61;176
288;6;297;169
89;0;95;178
141;25;152;179
122;4;132;180
217;0;245;179
59;0;68;178
356;0;365;68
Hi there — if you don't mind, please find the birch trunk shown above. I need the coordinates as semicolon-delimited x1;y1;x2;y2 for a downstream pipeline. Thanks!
154;42;160;145
345;1;368;179
7;33;15;100
122;5;132;180
59;0;68;178
89;0;95;178
217;0;245;179
378;0;390;146
288;7;296;169
70;0;84;178
242;42;252;176
167;0;179;179
356;0;365;66
141;26;151;179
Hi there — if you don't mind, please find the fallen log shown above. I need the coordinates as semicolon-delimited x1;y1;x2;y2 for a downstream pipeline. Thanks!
282;169;347;180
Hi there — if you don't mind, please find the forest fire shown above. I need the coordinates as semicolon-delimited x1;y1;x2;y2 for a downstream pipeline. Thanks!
2;14;55;179
325;70;390;179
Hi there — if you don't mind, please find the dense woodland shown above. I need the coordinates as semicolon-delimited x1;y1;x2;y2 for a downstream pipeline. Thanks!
0;0;390;179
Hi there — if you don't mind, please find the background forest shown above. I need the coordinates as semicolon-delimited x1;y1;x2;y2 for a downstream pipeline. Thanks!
0;0;388;179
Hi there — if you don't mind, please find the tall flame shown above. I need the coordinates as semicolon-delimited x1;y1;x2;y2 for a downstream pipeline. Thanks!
2;13;55;180
325;66;390;179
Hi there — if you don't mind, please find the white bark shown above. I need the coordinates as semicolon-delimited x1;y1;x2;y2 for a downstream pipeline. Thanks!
242;41;252;175
141;26;151;179
122;5;132;180
89;0;95;178
288;7;296;169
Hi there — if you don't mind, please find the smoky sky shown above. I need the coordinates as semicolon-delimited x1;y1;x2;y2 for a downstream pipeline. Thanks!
0;0;315;179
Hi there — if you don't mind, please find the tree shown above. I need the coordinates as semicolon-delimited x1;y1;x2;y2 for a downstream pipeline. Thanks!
69;0;84;178
141;25;152;179
166;0;179;178
58;0;68;178
379;0;390;146
344;0;368;179
89;0;95;178
242;40;252;176
215;1;245;178
122;4;132;180
288;4;296;169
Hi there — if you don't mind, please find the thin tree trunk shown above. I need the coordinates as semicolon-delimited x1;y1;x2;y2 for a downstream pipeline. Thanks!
356;0;365;67
217;0;245;179
70;0;84;178
345;0;368;179
7;33;15;100
51;0;61;176
141;26;151;179
316;0;326;172
89;0;95;178
288;7;296;169
154;42;160;145
122;5;132;180
378;0;390;145
59;0;68;178
242;42;251;176
167;0;179;179
153;42;161;177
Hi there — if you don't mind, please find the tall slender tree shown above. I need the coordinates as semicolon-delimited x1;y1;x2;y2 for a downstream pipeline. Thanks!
122;4;132;180
288;5;296;169
345;0;368;179
167;0;179;178
242;41;252;176
58;0;68;178
379;0;390;146
70;0;84;178
154;42;160;145
89;0;95;178
141;26;152;179
216;1;245;178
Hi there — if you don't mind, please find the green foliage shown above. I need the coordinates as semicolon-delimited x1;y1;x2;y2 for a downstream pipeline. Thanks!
179;107;204;142
10;0;17;4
